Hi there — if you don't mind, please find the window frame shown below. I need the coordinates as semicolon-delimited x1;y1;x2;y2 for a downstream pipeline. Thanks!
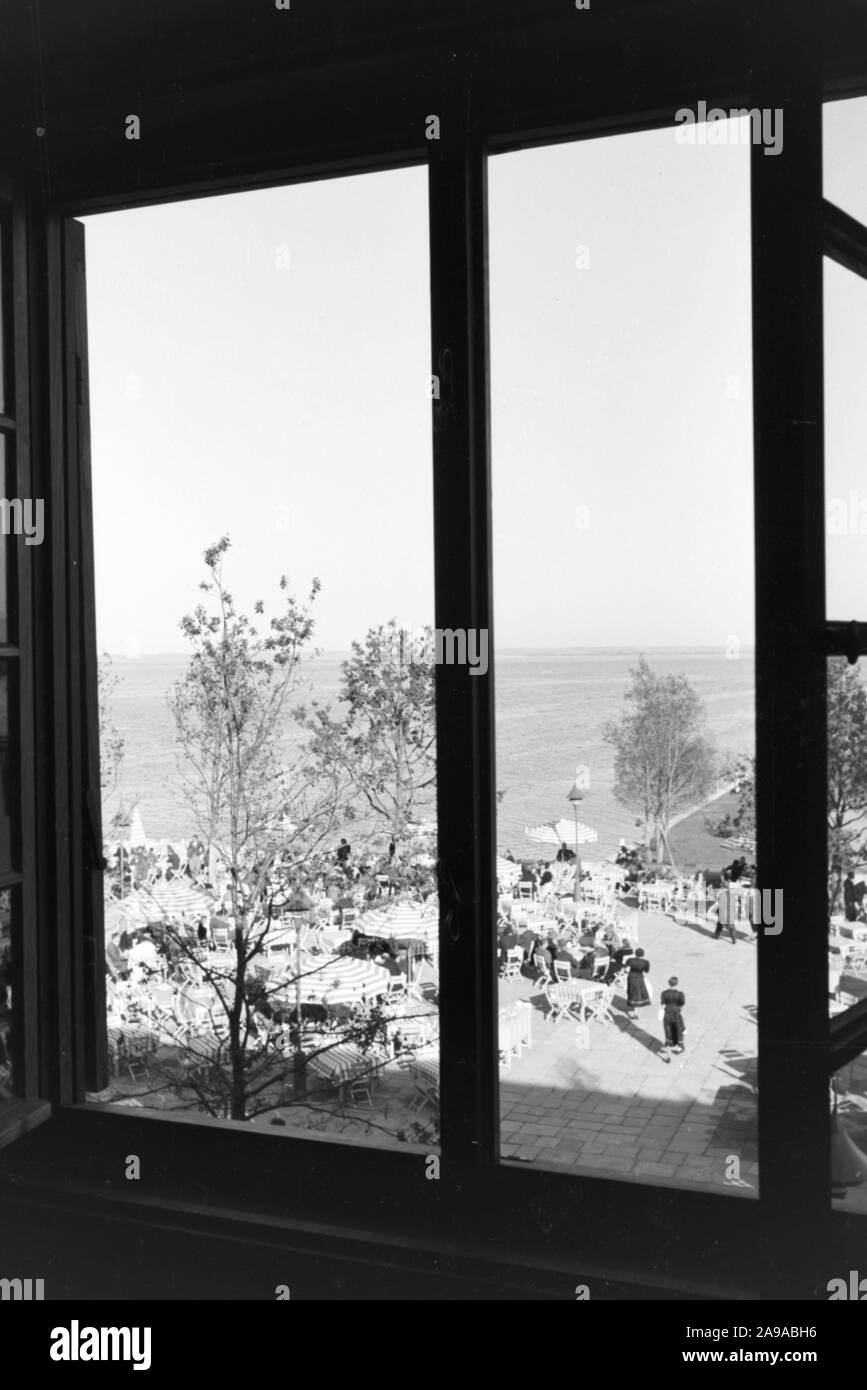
0;0;863;1299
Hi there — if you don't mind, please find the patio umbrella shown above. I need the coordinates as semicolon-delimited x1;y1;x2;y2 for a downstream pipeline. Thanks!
104;899;148;934
137;878;213;918
525;817;598;903
129;805;147;849
496;855;521;887
292;956;391;1006
359;900;431;935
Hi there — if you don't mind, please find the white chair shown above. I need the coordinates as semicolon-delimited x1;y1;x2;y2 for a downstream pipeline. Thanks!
501;947;523;980
544;980;584;1025
553;960;572;984
582;984;616;1026
517;882;533;901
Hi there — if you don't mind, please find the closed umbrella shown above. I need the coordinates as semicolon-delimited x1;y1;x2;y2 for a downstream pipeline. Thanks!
129;805;147;849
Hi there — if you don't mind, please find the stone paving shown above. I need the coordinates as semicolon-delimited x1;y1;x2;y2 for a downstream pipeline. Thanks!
498;905;758;1195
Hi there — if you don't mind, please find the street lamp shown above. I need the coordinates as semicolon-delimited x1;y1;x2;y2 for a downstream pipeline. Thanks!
567;764;591;904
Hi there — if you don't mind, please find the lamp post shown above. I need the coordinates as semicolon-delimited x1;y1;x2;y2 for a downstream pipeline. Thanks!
567;765;591;904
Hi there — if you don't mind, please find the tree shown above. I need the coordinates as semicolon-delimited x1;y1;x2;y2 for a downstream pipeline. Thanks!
299;620;437;877
720;662;867;913
706;754;755;843
827;659;867;913
603;656;718;865
166;536;348;1120
98;652;125;793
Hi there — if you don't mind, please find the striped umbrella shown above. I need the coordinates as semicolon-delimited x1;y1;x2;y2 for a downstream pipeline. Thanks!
137;878;213;918
496;855;521;887
294;956;391;1005
526;816;598;904
358;900;433;937
524;817;598;852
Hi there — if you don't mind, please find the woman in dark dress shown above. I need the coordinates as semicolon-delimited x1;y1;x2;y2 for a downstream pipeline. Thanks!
625;947;651;1019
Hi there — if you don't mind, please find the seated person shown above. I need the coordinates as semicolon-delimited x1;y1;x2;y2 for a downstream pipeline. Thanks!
519;865;538;897
517;925;539;960
605;938;635;982
573;948;596;979
534;936;557;981
498;922;519;967
554;938;587;978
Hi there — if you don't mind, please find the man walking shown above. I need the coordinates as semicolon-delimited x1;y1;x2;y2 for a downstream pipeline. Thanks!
713;881;738;944
660;976;686;1056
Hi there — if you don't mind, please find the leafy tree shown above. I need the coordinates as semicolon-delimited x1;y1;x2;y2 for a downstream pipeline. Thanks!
167;536;347;1119
706;754;755;843
719;662;867;912
827;659;867;913
603;656;718;865
299;620;436;876
98;652;125;793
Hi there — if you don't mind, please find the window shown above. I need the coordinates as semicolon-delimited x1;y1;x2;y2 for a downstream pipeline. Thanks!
824;99;867;1204
82;169;440;1149
0;178;35;1133
0;0;861;1303
489;123;756;1193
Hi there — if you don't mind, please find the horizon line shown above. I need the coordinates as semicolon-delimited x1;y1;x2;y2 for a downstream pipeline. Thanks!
102;642;758;660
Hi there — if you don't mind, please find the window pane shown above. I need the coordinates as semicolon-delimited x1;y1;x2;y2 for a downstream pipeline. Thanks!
832;1044;867;1214
0;888;12;1098
828;657;867;1021
824;96;867;229
84;170;439;1149
825;258;867;619
490;123;756;1194
0;214;6;416
0;663;19;873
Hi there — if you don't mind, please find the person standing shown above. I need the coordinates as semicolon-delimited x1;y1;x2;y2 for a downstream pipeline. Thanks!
625;947;652;1020
660;976;686;1054
713;883;738;944
844;870;859;923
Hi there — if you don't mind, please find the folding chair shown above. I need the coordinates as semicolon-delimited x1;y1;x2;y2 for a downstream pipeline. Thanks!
501;947;524;980
544;980;583;1025
583;984;616;1026
347;1077;373;1107
553;960;572;983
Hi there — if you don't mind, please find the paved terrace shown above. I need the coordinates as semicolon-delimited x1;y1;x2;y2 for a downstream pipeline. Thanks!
97;906;759;1198
498;905;758;1194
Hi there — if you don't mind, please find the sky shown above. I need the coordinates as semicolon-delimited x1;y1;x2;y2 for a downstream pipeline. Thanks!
82;100;867;654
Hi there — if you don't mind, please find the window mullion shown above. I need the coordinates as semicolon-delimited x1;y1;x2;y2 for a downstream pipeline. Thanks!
752;32;830;1293
429;126;498;1167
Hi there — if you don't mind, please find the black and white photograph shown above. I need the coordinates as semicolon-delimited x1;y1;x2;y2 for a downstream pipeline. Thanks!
0;0;865;1347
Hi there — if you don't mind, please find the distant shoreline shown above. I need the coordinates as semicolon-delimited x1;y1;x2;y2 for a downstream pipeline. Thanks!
103;645;758;663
